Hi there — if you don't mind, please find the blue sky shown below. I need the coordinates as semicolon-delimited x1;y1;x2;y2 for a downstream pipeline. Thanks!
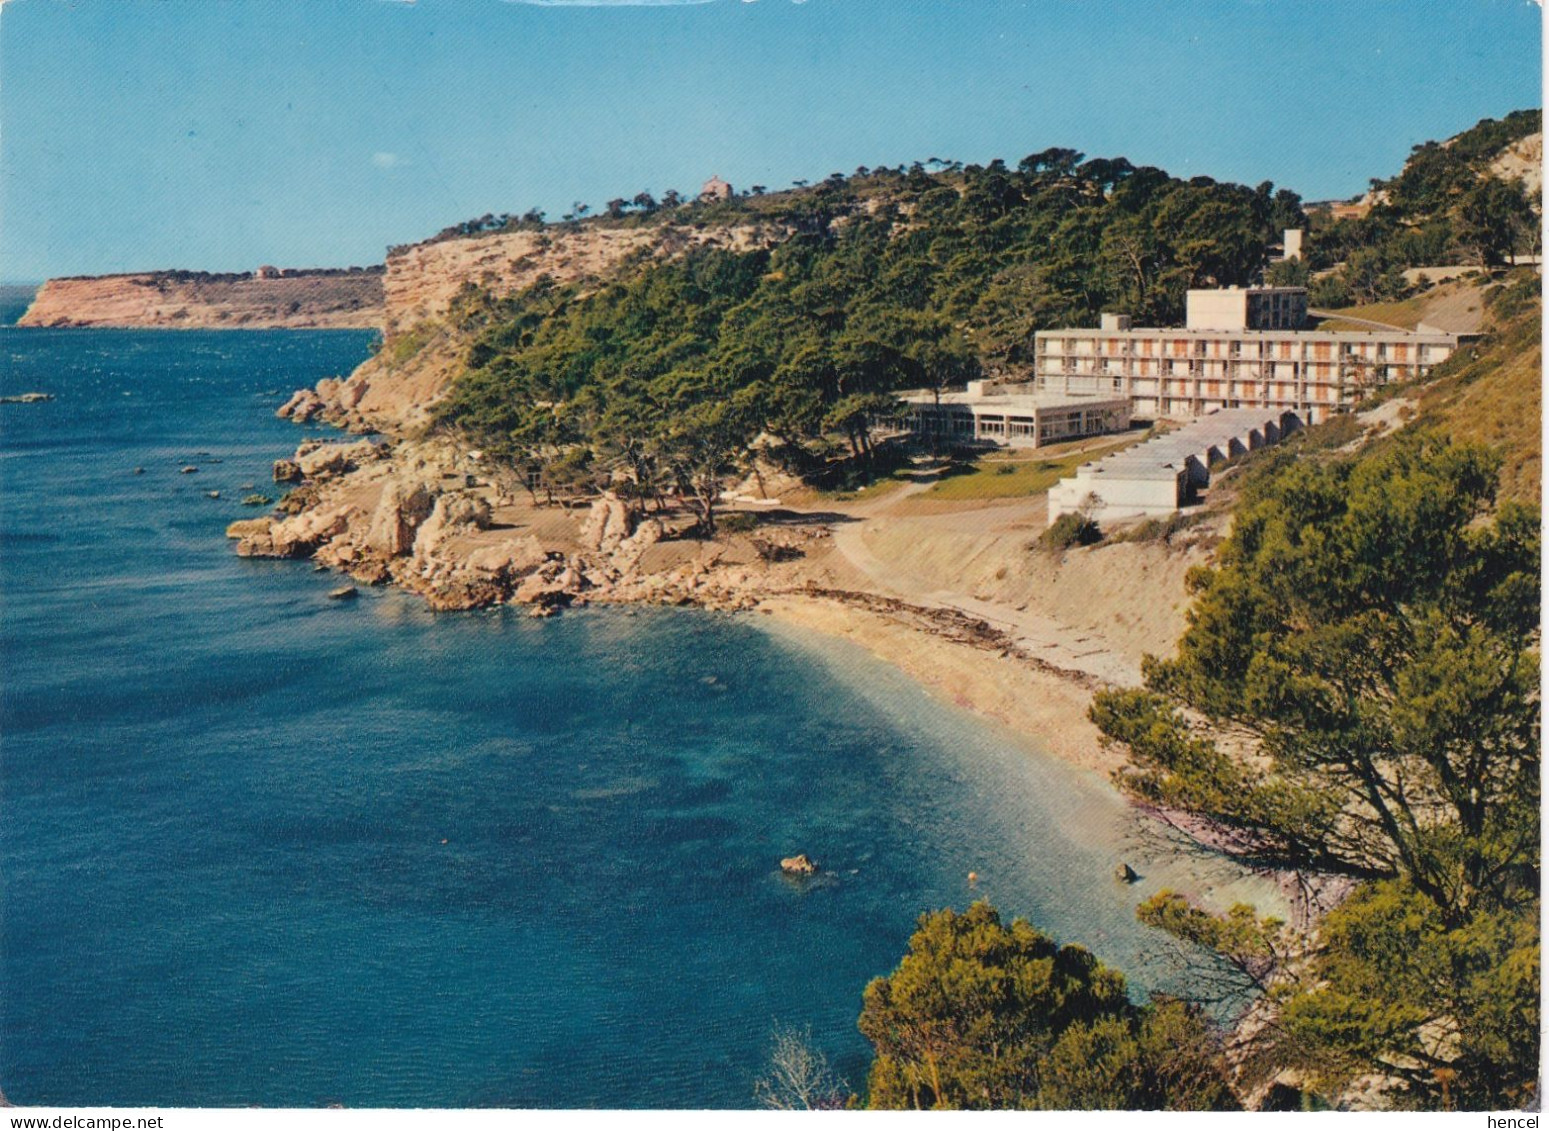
1;0;1541;279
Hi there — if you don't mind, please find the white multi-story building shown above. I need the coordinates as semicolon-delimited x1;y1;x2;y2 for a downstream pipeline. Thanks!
1033;287;1463;423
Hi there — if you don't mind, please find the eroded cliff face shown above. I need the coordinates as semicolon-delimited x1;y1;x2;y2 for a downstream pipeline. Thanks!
381;222;773;333
1490;130;1543;196
18;271;384;329
301;220;780;434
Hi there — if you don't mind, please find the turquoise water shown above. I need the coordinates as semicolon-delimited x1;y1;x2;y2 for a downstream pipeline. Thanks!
0;327;1258;1108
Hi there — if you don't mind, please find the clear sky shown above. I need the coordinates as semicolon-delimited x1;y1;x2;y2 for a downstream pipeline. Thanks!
1;0;1541;279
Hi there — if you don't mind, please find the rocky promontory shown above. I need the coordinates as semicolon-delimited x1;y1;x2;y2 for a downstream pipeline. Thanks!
18;268;384;329
228;433;821;614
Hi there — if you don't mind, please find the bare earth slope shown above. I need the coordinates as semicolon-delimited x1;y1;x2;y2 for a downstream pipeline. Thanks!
19;271;384;329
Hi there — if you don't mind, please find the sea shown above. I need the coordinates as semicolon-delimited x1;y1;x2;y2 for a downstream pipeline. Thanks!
0;293;1278;1108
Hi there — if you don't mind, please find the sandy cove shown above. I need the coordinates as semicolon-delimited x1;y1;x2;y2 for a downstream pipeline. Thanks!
228;424;1216;779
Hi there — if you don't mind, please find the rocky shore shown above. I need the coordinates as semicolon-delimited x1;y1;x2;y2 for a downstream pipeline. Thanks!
228;428;828;616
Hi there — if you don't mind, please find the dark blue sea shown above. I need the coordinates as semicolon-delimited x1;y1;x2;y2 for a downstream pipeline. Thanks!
0;320;1276;1108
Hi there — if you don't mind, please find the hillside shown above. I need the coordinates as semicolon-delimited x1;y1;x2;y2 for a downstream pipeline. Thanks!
1301;110;1541;306
1407;271;1541;502
17;267;384;330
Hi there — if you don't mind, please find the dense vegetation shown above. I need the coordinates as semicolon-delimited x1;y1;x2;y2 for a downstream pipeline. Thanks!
433;152;1305;520
857;903;1239;1110
1296;110;1541;305
1088;411;1540;1107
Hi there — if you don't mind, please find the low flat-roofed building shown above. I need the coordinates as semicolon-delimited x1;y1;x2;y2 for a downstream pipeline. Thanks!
1048;408;1300;522
901;381;1130;449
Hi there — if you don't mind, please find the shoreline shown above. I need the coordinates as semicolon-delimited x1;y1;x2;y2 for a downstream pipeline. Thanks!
224;425;1179;782
223;407;1344;928
753;594;1120;775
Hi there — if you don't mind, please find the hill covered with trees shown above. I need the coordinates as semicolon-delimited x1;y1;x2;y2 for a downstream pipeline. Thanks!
431;150;1305;518
338;118;1540;1110
1290;110;1541;305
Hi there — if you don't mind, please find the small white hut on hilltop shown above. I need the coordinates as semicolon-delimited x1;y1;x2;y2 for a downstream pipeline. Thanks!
699;175;734;202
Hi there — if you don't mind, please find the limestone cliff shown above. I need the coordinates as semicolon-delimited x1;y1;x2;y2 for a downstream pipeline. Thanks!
18;269;384;329
301;220;780;434
1490;131;1543;196
380;222;773;333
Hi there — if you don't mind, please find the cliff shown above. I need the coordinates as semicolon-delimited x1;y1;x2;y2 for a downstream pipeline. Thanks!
301;221;779;433
17;269;384;330
380;222;773;334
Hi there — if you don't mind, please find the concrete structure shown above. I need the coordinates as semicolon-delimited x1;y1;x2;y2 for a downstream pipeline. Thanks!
1035;287;1462;423
901;381;1130;449
1048;408;1300;522
1186;286;1308;331
699;175;734;202
254;265;281;280
1282;228;1304;261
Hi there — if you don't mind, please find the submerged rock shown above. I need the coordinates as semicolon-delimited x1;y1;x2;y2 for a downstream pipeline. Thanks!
328;586;358;601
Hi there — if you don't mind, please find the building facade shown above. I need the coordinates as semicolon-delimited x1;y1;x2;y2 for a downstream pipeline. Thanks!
902;382;1129;449
1186;285;1308;331
1034;287;1461;423
1048;409;1300;521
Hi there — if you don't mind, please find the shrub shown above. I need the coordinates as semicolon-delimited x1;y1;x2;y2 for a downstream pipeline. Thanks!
1038;511;1101;551
718;512;758;534
1110;511;1204;544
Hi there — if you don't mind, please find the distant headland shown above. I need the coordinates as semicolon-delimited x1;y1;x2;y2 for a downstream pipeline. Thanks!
16;265;384;330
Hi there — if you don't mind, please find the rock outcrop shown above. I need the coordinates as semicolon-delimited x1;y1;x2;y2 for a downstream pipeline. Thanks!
18;269;383;329
228;430;797;615
580;495;634;553
280;221;786;435
781;854;819;875
380;224;775;336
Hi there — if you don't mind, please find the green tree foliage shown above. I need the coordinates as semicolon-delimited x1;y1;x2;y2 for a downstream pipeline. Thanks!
1456;176;1540;267
1090;428;1540;1107
857;903;1239;1110
1095;432;1540;916
1275;880;1539;1109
